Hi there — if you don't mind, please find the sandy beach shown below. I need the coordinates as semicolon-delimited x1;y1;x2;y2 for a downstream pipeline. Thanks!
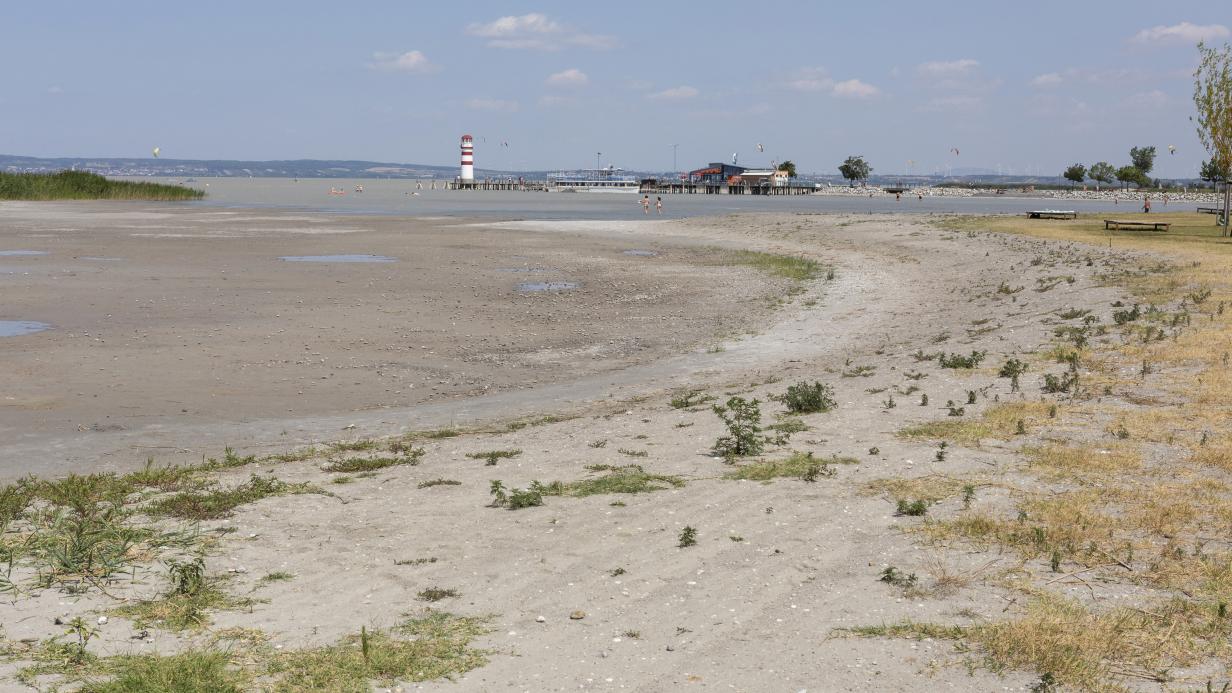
2;204;1227;691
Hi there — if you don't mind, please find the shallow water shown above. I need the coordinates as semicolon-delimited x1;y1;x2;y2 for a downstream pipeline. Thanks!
0;250;48;257
623;249;658;257
518;281;580;292
0;321;51;337
278;254;397;263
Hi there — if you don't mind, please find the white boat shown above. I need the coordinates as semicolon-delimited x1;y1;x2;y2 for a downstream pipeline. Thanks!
548;166;640;193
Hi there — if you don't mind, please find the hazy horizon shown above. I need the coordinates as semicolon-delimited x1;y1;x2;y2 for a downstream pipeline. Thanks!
4;1;1228;178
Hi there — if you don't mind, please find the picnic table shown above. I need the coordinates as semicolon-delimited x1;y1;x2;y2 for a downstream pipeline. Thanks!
1198;206;1222;214
1027;210;1077;219
1103;219;1170;231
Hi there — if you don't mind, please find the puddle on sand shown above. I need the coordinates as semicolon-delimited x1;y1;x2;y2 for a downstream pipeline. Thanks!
496;267;551;273
518;281;580;292
0;321;51;337
279;254;397;263
0;250;48;257
79;256;124;261
623;249;658;257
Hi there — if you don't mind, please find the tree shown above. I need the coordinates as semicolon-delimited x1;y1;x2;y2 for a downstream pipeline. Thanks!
1200;157;1231;186
777;160;797;178
1087;161;1115;191
1129;146;1157;175
1194;42;1232;235
1115;165;1148;190
838;156;871;185
1062;164;1086;187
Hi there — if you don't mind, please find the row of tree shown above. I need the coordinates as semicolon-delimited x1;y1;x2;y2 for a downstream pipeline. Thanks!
1063;146;1229;191
1061;146;1155;191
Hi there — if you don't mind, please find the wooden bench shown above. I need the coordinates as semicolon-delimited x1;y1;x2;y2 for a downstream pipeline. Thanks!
1027;210;1077;219
1197;206;1222;214
1104;219;1170;231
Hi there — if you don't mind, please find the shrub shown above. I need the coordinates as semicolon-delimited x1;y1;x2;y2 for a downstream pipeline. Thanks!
778;381;836;413
939;351;986;369
1113;304;1142;325
712;397;765;458
678;526;698;548
895;499;930;516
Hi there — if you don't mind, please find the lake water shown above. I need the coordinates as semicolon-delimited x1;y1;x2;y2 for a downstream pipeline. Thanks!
129;177;1153;221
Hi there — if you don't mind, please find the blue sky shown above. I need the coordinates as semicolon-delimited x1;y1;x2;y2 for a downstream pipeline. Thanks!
2;1;1228;178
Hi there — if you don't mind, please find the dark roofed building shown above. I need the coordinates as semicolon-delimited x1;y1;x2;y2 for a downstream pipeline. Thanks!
688;162;746;183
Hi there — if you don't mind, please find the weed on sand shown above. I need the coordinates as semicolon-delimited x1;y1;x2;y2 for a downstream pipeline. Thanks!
324;449;425;473
148;474;323;521
726;452;856;482
112;558;252;631
265;612;489;692
899;401;1056;448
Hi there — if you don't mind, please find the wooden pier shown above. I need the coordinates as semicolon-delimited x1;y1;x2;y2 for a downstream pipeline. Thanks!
448;180;550;191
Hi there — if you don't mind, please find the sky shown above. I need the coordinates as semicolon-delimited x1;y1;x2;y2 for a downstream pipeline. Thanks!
2;1;1229;178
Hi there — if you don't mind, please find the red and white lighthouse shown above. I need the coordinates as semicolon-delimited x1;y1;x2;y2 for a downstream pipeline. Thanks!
460;135;474;182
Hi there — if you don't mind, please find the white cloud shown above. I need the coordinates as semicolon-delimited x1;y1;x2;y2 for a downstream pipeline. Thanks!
784;68;879;98
465;13;615;50
368;50;437;73
648;86;699;100
785;67;834;92
916;58;980;78
1030;72;1063;88
1131;22;1229;45
832;79;880;99
546;68;588;88
918;95;984;113
466;98;520;112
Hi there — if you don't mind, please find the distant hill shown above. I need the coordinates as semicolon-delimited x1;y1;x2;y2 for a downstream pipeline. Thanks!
0;154;535;180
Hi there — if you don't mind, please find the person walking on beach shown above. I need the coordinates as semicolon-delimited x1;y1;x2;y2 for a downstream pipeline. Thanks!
1143;196;1151;213
641;195;650;214
655;196;663;214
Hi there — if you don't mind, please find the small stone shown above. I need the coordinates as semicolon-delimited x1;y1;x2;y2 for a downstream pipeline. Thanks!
666;644;675;651
569;610;586;620
96;616;108;625
536;615;546;623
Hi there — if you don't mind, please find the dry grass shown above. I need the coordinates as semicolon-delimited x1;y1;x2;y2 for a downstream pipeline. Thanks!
857;213;1232;689
1024;443;1141;479
899;401;1057;447
861;475;975;504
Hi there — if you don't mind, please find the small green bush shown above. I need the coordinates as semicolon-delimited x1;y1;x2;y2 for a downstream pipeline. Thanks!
778;381;837;414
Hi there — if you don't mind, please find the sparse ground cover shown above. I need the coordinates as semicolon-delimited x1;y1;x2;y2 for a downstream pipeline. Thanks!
5;210;1232;690
849;212;1232;690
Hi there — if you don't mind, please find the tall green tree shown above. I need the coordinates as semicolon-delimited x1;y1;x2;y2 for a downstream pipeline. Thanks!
1062;164;1086;187
1194;42;1232;235
1129;146;1157;175
838;156;871;185
1200;157;1230;185
777;160;797;178
1087;161;1115;191
1115;165;1148;191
